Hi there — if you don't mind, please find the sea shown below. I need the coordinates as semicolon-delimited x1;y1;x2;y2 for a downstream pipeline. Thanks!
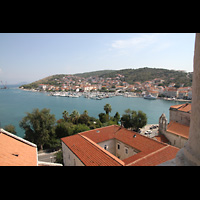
0;85;184;138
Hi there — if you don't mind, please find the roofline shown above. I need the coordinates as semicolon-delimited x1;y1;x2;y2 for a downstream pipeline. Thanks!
166;121;189;139
127;146;169;166
0;128;37;148
61;139;86;166
80;134;125;166
169;103;191;112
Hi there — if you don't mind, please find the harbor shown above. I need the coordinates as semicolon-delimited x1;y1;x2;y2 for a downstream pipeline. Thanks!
49;91;141;100
0;86;186;138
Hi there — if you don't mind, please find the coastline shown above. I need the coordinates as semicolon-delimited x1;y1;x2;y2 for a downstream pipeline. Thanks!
19;87;192;102
158;97;192;102
2;87;189;139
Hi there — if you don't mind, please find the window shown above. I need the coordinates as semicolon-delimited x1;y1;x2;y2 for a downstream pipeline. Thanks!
104;145;108;150
125;147;128;154
117;143;120;150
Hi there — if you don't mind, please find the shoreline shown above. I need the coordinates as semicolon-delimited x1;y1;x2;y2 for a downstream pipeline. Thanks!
19;87;192;102
158;97;192;102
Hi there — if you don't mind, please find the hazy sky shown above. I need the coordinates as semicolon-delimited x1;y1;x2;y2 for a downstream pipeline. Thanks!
0;33;196;84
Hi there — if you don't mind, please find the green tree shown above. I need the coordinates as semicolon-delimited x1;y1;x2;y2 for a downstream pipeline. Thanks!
55;150;63;164
98;113;109;123
113;112;120;124
104;104;112;115
62;110;69;122
4;124;17;135
55;121;74;138
136;110;147;131
121;109;147;132
72;124;90;135
78;110;90;125
19;108;56;150
89;117;102;129
69;110;80;124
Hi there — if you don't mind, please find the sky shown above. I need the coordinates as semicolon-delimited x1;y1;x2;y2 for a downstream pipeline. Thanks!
0;33;196;84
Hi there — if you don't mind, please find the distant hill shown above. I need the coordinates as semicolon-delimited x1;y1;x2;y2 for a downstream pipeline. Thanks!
76;67;192;87
96;67;193;86
75;70;115;78
20;67;193;89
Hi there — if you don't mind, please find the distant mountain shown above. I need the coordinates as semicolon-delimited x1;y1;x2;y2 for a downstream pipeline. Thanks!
20;67;193;89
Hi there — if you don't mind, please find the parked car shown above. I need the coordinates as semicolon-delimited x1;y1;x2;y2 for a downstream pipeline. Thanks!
145;130;152;135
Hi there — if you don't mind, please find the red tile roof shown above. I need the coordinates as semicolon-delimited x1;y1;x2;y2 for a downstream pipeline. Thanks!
154;134;170;143
79;125;117;143
61;125;179;166
0;129;37;166
167;121;190;139
61;134;124;166
129;145;178;166
170;103;191;113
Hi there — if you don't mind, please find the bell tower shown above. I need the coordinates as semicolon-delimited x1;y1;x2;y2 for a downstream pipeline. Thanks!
159;113;167;135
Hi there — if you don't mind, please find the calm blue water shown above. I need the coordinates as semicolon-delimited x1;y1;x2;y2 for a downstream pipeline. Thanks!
0;86;184;138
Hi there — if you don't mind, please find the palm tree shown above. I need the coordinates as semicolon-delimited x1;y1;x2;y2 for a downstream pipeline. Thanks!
104;104;112;115
62;110;69;121
70;110;80;124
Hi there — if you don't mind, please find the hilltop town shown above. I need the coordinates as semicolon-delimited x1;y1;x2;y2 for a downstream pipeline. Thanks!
20;68;193;100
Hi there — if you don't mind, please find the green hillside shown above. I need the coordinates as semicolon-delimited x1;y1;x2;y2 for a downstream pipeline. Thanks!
20;67;193;89
98;67;193;86
75;70;115;78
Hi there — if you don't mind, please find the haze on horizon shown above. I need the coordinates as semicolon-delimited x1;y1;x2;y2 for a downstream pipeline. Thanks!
0;33;196;85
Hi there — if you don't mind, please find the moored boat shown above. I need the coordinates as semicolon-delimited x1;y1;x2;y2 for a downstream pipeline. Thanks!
144;94;157;100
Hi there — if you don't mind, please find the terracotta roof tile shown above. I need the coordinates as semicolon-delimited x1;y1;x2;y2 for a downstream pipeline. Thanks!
167;121;190;139
114;127;165;153
79;125;117;143
0;130;37;166
178;104;191;113
61;134;124;166
130;146;179;166
154;134;170;143
170;103;191;113
61;125;179;166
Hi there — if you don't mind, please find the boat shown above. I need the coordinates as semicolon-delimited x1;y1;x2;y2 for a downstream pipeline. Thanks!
59;92;68;97
68;93;80;98
71;95;79;98
52;92;61;96
144;94;157;100
96;96;102;100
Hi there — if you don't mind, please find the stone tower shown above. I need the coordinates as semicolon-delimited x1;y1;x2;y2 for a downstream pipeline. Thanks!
175;33;200;165
159;113;167;135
